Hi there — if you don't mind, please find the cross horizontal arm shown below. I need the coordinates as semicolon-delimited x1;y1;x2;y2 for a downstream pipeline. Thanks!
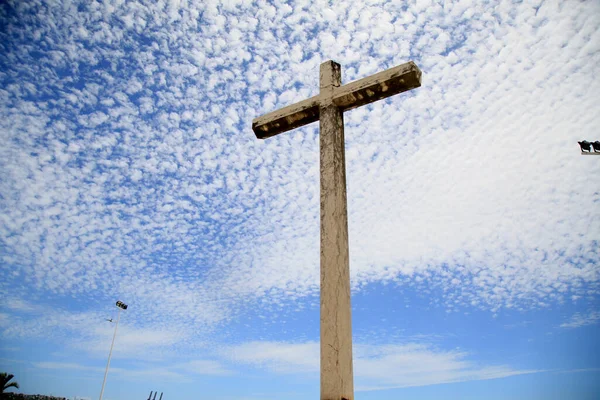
252;61;421;139
252;95;321;139
332;61;421;112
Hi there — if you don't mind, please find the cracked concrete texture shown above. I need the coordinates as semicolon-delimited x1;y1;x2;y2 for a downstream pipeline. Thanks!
319;61;354;400
252;60;421;400
252;61;421;139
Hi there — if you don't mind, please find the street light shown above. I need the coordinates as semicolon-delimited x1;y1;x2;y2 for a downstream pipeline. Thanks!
579;141;591;152
579;140;600;155
99;300;128;400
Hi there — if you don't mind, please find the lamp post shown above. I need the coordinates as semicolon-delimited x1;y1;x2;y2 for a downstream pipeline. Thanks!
579;140;600;155
99;300;128;400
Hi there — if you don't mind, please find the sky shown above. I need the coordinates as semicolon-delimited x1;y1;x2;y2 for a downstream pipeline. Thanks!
0;0;599;399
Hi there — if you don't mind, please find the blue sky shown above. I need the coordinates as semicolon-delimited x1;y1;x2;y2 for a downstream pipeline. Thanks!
1;0;599;399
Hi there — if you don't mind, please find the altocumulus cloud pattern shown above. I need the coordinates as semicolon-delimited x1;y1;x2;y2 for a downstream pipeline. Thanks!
0;0;599;399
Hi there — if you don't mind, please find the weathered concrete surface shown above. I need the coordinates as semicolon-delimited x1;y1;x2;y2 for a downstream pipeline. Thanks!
252;61;421;139
319;60;354;400
332;61;421;112
252;94;320;139
251;59;421;400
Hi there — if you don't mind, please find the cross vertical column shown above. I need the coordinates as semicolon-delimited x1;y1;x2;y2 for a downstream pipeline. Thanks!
319;60;354;400
252;58;421;400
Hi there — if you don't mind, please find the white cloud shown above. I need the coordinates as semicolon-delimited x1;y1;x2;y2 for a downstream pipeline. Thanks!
222;340;539;391
226;341;319;374
354;343;538;390
33;357;232;380
33;361;185;381
560;310;600;329
0;0;598;368
176;359;233;376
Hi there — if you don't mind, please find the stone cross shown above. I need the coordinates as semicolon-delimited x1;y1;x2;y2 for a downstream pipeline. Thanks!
252;60;422;400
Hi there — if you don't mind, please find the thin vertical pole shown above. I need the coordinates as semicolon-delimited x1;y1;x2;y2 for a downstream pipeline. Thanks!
99;307;121;400
319;60;354;400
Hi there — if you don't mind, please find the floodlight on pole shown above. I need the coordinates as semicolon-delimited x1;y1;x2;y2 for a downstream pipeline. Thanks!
579;141;591;152
99;300;128;400
579;140;600;155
